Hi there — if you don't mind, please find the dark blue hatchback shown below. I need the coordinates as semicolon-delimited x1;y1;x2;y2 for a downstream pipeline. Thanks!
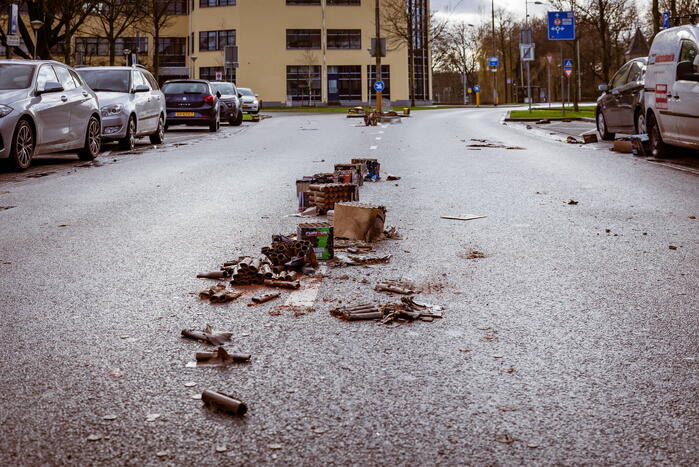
162;80;220;132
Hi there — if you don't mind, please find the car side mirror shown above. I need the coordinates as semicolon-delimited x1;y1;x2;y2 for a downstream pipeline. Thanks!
133;84;149;93
237;92;242;98
215;91;221;99
38;81;64;94
598;84;609;92
255;94;259;98
677;61;699;82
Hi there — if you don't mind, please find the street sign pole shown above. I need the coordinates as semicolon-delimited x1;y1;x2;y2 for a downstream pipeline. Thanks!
375;0;382;114
547;60;551;109
560;43;565;116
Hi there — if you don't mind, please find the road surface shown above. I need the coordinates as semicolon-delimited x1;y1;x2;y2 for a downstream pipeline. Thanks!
0;109;697;465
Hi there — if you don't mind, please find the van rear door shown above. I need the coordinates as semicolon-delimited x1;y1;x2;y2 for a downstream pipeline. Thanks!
672;39;699;145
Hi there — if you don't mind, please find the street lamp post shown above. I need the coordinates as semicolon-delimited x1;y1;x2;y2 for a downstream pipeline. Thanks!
190;55;198;79
524;1;543;110
30;20;43;60
491;0;497;106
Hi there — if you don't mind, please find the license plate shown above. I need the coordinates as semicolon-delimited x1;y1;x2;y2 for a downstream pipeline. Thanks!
243;105;251;108
175;112;195;117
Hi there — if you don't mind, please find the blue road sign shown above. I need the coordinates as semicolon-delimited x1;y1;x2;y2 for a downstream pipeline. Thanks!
563;58;573;78
548;11;575;40
373;80;385;92
473;84;481;93
488;56;499;68
662;11;670;29
8;3;18;35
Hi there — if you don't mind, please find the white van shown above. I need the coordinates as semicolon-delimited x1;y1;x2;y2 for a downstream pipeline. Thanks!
644;18;699;157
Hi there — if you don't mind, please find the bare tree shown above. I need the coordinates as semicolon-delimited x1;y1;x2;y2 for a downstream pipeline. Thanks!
432;21;480;102
299;49;318;107
143;0;183;79
84;0;146;65
0;0;97;60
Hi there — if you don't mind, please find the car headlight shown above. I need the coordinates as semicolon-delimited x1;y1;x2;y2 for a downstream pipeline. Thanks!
0;105;13;118
100;104;123;117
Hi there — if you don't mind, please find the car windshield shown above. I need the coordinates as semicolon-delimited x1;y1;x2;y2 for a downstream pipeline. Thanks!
163;82;208;94
212;83;236;95
238;88;254;97
78;70;131;92
0;64;35;90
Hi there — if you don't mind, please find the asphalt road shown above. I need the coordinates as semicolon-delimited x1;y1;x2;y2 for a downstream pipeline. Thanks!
0;109;697;465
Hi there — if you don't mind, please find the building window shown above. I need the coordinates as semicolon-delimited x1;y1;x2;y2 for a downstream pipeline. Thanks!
286;0;361;4
200;66;236;83
327;29;361;49
368;64;390;100
328;65;361;100
116;37;148;55
286;29;321;49
200;0;235;7
287;65;321;103
75;37;109;57
158;38;186;66
165;0;188;14
199;30;236;51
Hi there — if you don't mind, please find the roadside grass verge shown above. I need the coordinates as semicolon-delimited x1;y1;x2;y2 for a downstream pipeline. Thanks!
509;105;596;119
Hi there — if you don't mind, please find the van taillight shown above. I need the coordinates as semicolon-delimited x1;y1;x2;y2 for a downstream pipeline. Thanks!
204;95;215;104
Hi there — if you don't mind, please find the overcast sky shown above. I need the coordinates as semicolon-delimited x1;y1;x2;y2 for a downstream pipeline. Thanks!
431;0;649;26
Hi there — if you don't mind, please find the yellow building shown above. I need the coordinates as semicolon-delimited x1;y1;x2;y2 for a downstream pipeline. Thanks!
1;0;432;107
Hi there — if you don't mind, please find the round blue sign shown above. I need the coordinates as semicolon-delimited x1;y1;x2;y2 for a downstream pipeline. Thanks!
373;81;385;92
473;85;481;93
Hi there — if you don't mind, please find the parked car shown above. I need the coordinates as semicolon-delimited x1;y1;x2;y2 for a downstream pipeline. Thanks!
210;81;243;126
162;80;220;132
238;87;260;114
596;57;648;140
0;60;101;170
77;65;165;150
644;19;699;157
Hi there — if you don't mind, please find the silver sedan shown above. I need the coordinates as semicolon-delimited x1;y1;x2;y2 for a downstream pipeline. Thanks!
0;60;101;170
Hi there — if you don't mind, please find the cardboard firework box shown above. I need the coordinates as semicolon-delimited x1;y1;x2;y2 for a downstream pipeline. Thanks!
351;158;380;181
333;202;386;243
297;222;334;260
334;163;364;186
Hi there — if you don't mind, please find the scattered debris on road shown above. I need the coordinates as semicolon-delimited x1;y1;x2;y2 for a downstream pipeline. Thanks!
566;199;579;205
459;249;487;260
375;279;418;295
250;293;281;305
181;326;232;346
331;297;443;324
334;202;386;242
201;390;248;416
440;214;486;221
195;347;251;366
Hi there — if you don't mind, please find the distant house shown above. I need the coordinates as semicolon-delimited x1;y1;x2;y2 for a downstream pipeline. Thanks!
626;29;650;60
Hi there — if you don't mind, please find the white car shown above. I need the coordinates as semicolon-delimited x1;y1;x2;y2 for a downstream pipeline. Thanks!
238;87;259;114
644;18;699;157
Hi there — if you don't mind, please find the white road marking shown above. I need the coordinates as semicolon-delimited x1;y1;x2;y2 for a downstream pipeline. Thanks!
379;131;385;134
370;145;378;150
284;266;327;307
376;137;382;140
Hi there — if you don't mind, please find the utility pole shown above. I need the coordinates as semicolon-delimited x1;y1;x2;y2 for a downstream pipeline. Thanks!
321;0;328;105
375;0;382;113
491;0;497;106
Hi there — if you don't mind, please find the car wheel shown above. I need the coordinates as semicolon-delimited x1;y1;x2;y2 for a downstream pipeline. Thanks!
78;115;101;161
231;110;243;126
149;115;165;144
647;113;672;158
634;109;646;135
119;116;136;150
9;119;35;171
209;113;220;132
596;109;615;141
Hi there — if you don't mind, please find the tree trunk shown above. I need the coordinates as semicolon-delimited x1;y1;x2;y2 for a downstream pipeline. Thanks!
153;24;161;81
652;0;660;37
